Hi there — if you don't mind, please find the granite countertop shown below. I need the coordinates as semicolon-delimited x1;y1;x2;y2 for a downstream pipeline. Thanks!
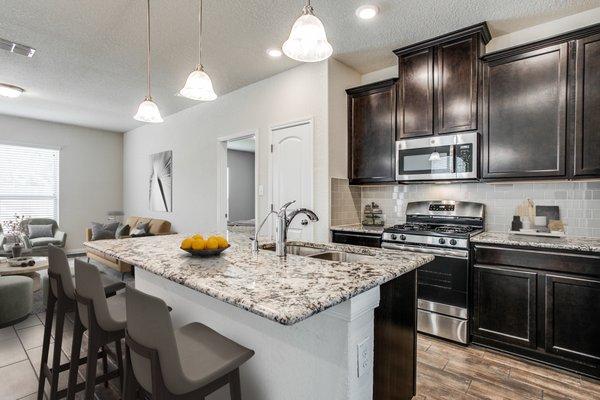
471;231;600;254
330;224;385;234
84;232;433;325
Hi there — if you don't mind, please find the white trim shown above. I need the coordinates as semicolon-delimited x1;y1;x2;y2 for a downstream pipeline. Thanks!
216;130;259;233
268;117;314;241
0;139;63;151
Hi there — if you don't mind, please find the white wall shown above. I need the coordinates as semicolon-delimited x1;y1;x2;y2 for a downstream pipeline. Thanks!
124;62;329;241
227;149;255;222
0;114;123;251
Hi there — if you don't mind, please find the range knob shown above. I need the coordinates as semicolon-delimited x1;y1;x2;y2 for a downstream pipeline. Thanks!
390;234;397;240
438;238;446;245
449;239;457;246
400;234;406;241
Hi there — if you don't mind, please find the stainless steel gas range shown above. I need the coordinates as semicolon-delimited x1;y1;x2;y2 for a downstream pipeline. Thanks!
381;200;485;344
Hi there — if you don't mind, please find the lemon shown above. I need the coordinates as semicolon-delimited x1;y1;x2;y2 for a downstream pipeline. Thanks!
191;238;206;250
192;234;204;240
205;237;219;250
215;235;229;249
180;238;193;250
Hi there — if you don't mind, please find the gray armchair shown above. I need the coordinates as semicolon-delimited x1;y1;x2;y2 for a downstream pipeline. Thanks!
0;224;5;249
21;218;67;255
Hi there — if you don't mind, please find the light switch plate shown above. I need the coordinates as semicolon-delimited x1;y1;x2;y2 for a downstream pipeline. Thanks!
357;337;371;377
258;185;264;196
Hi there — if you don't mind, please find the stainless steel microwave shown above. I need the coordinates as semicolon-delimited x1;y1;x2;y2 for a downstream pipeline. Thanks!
396;132;478;182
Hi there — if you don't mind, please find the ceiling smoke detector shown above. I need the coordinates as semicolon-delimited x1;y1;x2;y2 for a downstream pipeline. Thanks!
0;37;36;57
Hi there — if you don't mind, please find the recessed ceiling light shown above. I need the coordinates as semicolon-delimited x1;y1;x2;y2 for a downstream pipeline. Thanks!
0;83;25;98
356;4;379;20
266;48;282;58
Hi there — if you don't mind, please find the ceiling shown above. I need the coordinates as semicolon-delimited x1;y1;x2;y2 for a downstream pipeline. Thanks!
1;0;599;133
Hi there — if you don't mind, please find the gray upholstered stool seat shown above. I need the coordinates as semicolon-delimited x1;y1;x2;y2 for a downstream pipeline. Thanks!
0;275;33;328
125;287;254;399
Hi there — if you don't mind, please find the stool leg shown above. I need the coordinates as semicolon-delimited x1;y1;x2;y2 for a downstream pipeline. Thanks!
37;295;56;400
101;345;109;388
84;338;99;400
229;368;242;400
115;339;124;391
49;302;66;400
123;345;137;400
66;316;84;400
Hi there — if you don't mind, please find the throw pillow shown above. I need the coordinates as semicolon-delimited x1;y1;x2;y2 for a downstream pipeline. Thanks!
116;224;130;238
130;222;150;237
28;224;54;239
91;222;120;241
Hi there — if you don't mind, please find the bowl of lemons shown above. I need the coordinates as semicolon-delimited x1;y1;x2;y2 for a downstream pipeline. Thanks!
180;234;230;256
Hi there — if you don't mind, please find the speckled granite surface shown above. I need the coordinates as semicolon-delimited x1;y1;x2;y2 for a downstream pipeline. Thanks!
471;231;600;253
330;224;385;234
84;232;433;325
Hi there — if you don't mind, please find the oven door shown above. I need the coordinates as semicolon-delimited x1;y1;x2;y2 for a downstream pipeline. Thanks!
396;135;455;181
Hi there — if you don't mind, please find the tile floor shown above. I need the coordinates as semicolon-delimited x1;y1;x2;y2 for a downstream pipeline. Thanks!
2;311;599;400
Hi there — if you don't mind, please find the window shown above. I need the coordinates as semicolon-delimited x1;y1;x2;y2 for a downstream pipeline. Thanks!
0;143;60;224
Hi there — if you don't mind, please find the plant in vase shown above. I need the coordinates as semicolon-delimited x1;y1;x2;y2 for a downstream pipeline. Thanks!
3;215;27;258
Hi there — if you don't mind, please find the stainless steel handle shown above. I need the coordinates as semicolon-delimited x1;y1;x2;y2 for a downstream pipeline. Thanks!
449;144;456;174
382;242;468;259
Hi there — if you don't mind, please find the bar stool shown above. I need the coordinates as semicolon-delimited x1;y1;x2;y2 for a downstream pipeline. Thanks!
123;287;254;400
69;259;128;400
37;245;125;400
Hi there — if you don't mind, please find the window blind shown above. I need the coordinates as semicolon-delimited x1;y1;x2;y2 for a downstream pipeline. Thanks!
0;143;59;225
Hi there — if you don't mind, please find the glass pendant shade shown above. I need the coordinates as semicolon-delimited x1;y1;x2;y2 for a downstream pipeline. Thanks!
282;6;333;63
134;97;164;123
179;65;217;101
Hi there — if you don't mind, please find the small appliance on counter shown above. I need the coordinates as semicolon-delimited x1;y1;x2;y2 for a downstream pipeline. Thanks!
362;202;385;227
381;200;485;344
510;200;565;237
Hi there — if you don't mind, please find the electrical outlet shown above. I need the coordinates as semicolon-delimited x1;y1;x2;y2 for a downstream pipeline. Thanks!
357;337;371;377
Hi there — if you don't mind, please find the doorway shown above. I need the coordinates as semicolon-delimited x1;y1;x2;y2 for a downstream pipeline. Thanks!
217;131;258;236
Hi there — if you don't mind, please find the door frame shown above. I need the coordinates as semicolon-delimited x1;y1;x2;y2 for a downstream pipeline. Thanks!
268;117;314;240
216;129;259;233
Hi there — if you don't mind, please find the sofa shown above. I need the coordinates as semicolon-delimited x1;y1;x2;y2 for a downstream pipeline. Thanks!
20;218;67;255
85;216;173;277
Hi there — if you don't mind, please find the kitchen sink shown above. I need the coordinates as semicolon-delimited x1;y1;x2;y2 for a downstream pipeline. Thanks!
262;244;326;257
308;251;374;263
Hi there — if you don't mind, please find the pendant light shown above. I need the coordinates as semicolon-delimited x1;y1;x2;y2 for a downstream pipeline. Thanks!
179;0;217;101
134;0;163;123
282;0;333;63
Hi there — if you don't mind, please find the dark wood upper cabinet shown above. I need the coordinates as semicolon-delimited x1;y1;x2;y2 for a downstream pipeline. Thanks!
394;23;490;139
397;48;434;138
435;35;479;134
482;44;568;179
346;79;397;184
574;33;600;177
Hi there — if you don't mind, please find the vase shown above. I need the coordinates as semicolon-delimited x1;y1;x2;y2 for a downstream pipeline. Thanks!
11;243;22;258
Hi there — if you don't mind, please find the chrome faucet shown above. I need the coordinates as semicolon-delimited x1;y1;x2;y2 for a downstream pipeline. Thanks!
251;200;319;256
274;201;319;257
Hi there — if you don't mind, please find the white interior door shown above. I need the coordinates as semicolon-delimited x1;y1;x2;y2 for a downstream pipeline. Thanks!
271;120;313;241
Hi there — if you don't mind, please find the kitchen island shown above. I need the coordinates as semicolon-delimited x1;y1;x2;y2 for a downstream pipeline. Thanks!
84;232;433;400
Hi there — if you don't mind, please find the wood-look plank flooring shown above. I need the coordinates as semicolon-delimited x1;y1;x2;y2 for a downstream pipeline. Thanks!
414;334;600;400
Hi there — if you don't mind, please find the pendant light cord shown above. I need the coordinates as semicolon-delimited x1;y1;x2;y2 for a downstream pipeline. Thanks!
198;0;203;67
146;0;152;98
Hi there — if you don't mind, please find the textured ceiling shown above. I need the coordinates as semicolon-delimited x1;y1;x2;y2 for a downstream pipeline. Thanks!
0;0;599;132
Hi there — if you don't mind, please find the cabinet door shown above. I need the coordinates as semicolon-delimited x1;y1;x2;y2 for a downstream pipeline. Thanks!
348;82;397;184
574;33;600;177
435;35;478;134
331;231;381;248
482;44;568;179
473;264;537;348
397;48;434;138
545;274;600;365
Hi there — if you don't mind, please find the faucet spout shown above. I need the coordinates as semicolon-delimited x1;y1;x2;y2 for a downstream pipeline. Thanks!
275;205;319;257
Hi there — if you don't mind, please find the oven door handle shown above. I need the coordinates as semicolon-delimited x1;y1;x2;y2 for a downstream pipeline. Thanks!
382;242;468;259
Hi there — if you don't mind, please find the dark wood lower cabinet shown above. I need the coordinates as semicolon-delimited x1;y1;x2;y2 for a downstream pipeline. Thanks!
472;264;537;348
471;244;600;379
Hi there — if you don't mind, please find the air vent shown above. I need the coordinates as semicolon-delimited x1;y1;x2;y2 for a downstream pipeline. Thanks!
0;37;36;57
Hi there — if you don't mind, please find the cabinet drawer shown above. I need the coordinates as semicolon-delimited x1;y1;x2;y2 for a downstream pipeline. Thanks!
331;231;381;248
473;245;600;277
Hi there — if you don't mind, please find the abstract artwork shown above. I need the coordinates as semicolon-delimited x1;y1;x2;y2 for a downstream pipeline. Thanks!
149;150;173;212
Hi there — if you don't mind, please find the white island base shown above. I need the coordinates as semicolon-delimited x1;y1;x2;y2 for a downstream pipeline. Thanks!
135;268;381;400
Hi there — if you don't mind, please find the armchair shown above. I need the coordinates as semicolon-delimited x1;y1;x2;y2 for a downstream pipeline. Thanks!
21;218;67;255
0;224;5;249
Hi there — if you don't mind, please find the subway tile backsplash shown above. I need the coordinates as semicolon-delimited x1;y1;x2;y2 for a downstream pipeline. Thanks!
331;179;600;237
